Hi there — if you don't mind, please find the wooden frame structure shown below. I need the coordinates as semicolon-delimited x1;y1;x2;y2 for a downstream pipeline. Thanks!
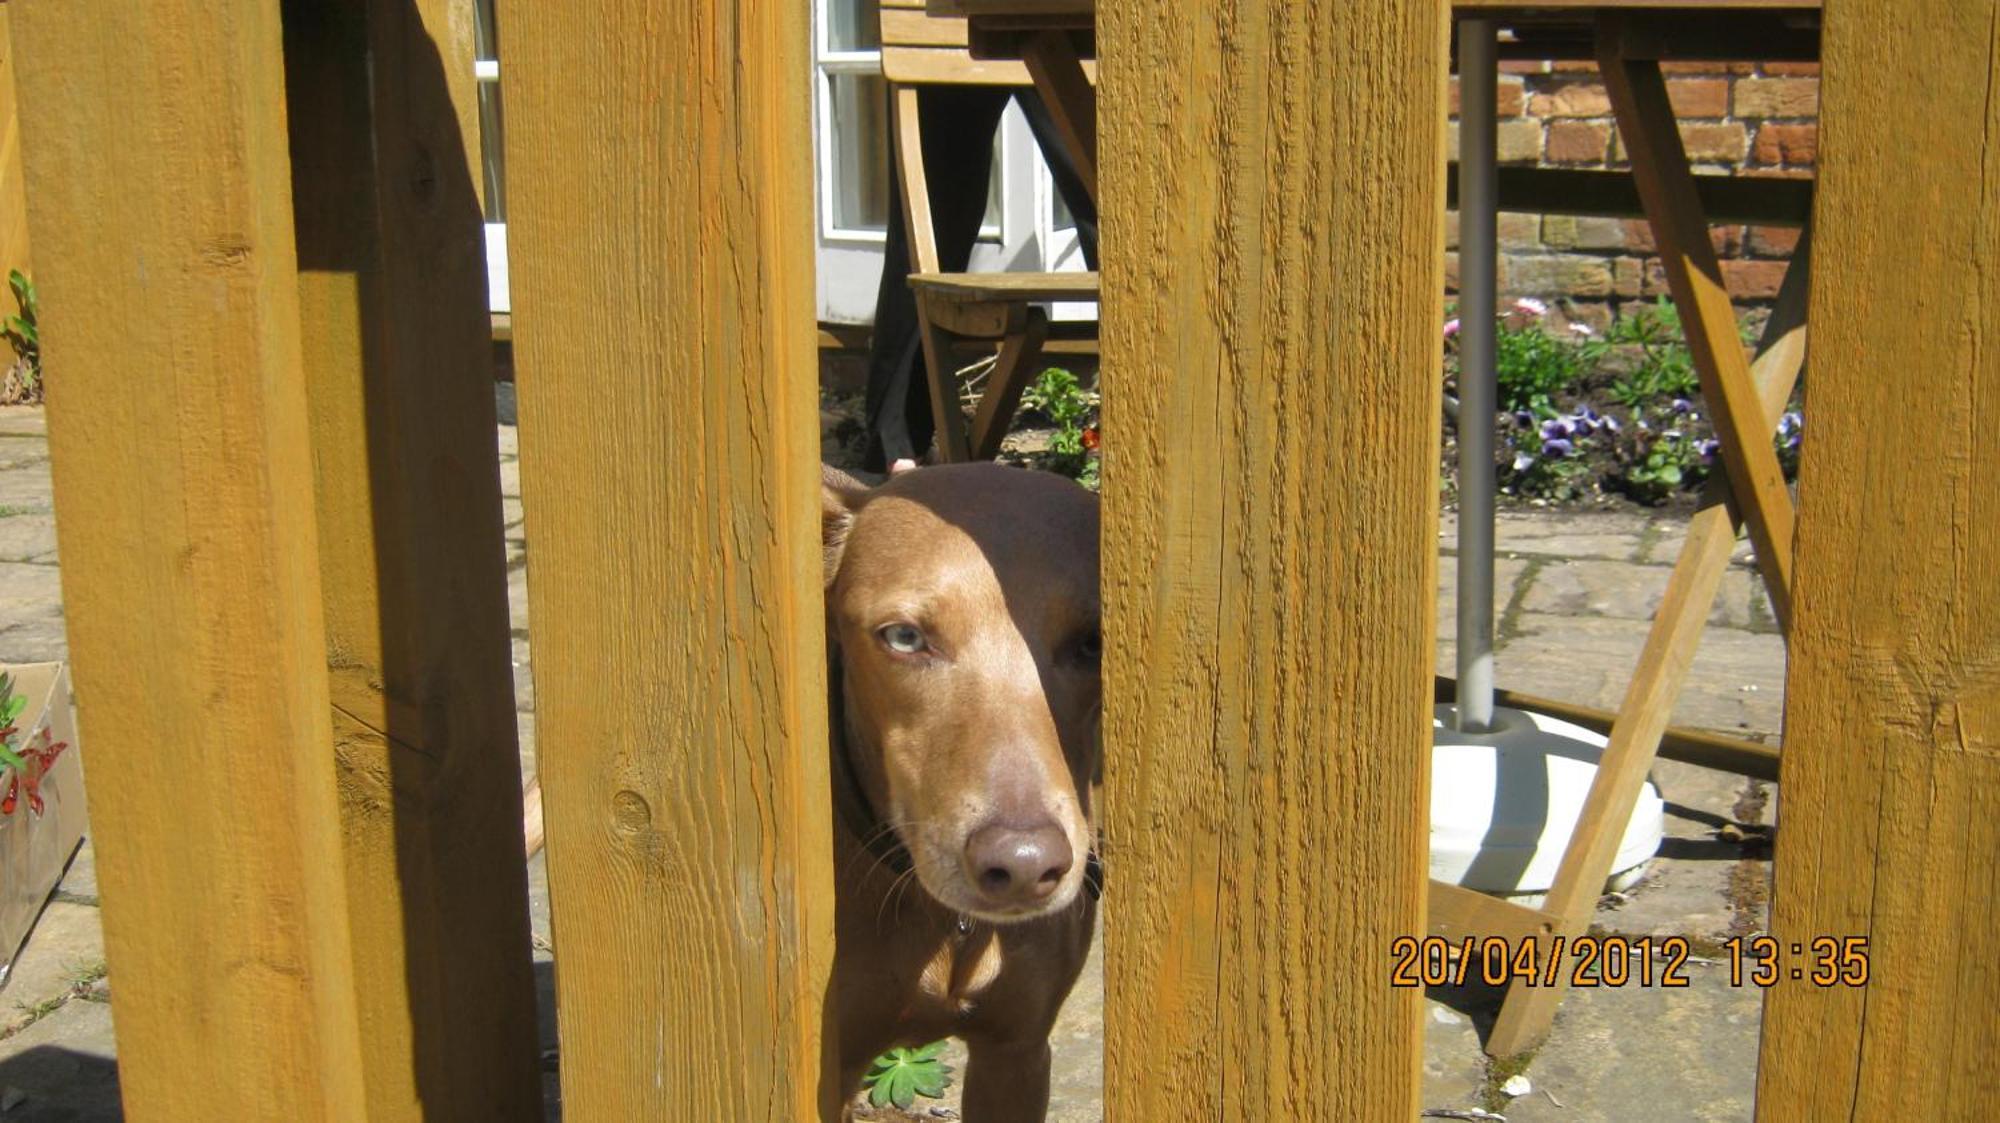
880;0;1101;463
8;0;1995;1118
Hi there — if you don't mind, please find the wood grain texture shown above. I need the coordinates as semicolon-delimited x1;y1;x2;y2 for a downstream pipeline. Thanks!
1098;0;1446;1117
495;0;836;1117
1755;0;2000;1115
11;0;369;1116
281;0;541;1115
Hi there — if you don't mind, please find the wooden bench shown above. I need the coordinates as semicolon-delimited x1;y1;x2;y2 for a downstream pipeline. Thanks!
882;0;1101;462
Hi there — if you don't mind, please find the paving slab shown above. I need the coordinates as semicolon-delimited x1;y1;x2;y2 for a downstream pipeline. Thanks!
0;466;52;517
1;904;104;1017
0;408;44;438
1497;965;1762;1122
0;513;57;564
1436;553;1531;647
0;438;47;472
1493;510;1651;562
0;998;120;1122
1522;558;1762;631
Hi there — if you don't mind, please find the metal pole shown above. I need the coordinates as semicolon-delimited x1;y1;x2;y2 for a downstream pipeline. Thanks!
1454;18;1498;733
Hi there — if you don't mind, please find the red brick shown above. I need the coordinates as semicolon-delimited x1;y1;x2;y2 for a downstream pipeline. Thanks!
1550;61;1598;74
1678;122;1749;164
1621;220;1657;254
1541;216;1629;252
1545;120;1611;164
1613;257;1644;298
1733;77;1819;118
1761;62;1821;77
1529;80;1612;117
1749;226;1802;257
1751;122;1818;166
1711;224;1745;257
1721;259;1790;300
1449;75;1527;117
1500;60;1549;76
1616;123;1746;165
1445;120;1542;163
1666;78;1730;118
1506;253;1615;298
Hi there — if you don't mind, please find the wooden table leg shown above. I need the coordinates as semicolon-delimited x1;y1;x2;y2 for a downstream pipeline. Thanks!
1021;28;1098;209
968;306;1050;461
1599;26;1797;630
1486;233;1812;1057
916;291;974;462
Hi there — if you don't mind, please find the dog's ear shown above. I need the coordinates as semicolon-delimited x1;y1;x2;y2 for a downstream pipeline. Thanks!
821;464;872;587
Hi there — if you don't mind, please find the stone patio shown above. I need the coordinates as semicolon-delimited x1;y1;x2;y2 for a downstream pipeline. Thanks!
0;402;1785;1119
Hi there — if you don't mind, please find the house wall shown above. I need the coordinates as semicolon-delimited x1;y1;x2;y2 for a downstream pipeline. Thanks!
1446;60;1819;331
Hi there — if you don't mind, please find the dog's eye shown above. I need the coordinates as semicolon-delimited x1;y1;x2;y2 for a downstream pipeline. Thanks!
1076;628;1102;663
878;622;929;655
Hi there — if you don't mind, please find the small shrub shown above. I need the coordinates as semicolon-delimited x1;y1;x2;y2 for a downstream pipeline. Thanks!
0;270;38;404
1447;298;1591;419
1020;366;1101;489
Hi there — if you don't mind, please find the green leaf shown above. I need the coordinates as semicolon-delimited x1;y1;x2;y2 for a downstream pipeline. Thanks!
2;694;25;723
910;1040;946;1061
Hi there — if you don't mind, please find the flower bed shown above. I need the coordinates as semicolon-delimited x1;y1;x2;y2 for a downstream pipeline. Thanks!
1442;297;1802;509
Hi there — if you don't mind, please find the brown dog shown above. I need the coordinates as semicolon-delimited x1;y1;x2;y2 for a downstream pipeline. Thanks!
521;462;1100;1120
820;462;1101;1121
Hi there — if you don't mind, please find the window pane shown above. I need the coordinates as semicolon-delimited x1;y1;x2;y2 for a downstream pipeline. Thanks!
829;73;890;232
826;0;881;52
1051;182;1074;232
981;131;1002;232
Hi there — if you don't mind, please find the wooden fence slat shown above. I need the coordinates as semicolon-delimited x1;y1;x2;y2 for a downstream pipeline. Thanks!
0;10;30;284
1098;1;1446;1117
1754;1;2000;1116
281;0;541;1115
11;1;369;1116
495;0;835;1117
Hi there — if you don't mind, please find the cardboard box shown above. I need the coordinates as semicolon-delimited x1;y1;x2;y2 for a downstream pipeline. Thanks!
0;661;84;991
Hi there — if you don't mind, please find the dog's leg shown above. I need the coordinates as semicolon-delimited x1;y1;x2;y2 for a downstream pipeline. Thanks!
961;1038;1053;1122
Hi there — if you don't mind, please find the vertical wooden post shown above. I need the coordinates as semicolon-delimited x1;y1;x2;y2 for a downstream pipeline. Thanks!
10;2;369;1116
497;0;834;1118
1097;1;1446;1118
282;0;541;1116
0;9;32;283
1755;1;2000;1116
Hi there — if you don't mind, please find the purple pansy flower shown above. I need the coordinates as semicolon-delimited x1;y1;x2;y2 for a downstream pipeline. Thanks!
1542;437;1574;458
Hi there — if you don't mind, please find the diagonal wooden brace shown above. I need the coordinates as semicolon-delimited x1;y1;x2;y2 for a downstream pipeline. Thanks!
1485;231;1811;1057
1598;28;1796;631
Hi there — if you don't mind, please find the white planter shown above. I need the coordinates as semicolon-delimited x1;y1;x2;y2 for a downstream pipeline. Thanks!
1430;704;1662;903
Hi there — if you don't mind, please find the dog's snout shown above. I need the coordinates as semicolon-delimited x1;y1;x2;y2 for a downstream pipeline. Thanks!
964;822;1073;905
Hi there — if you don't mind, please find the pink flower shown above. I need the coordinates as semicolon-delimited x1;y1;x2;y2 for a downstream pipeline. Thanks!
1442;318;1461;340
1513;297;1548;317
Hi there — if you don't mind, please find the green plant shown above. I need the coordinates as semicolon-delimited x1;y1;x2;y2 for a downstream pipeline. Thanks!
1446;299;1587;419
1592;298;1697;409
4;270;38;396
862;1041;954;1111
1020;366;1100;487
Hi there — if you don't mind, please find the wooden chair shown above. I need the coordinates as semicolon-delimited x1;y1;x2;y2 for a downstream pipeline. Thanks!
879;0;1100;463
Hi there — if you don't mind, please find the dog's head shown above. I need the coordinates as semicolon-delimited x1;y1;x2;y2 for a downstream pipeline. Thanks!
822;462;1100;923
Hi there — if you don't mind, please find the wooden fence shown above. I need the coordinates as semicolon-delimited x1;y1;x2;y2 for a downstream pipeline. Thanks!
7;0;1994;1119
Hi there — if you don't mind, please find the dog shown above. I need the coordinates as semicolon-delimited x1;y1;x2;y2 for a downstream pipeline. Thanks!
523;461;1101;1121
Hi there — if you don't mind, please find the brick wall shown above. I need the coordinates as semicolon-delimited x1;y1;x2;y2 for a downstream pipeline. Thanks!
1446;61;1819;332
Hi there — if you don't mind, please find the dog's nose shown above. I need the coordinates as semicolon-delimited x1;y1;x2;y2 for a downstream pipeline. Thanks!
964;822;1073;905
